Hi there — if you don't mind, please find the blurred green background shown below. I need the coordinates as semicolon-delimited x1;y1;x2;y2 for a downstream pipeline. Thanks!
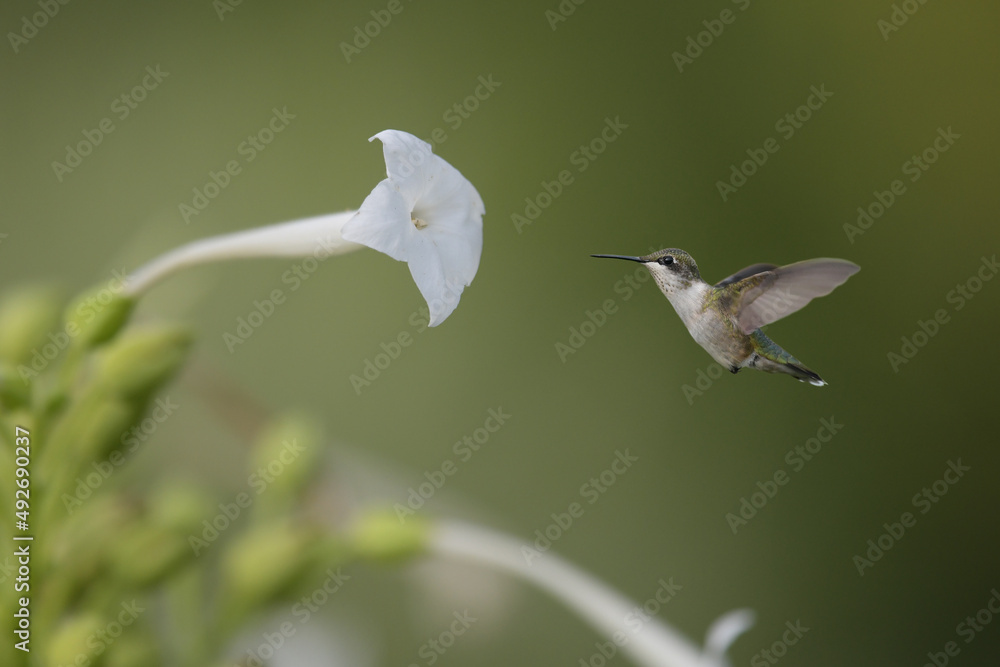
3;0;1000;665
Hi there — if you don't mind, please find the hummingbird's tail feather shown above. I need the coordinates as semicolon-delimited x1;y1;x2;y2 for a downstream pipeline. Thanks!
780;361;826;386
747;330;827;386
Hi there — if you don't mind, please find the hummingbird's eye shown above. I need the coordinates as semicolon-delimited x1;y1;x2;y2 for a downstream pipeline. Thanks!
658;255;674;266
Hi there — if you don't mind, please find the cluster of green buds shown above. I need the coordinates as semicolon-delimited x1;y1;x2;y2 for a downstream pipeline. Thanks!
0;284;431;667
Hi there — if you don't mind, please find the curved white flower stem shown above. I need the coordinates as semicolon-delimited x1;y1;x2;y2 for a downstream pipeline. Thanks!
125;211;362;297
429;519;751;667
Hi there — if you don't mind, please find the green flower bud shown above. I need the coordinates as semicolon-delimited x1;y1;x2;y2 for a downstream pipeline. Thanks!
349;508;429;563
250;414;322;511
64;287;134;349
222;522;320;608
46;612;107;667
111;522;190;588
80;399;136;462
44;388;136;470
95;326;192;399
149;484;215;532
108;485;209;587
49;494;132;584
0;285;63;364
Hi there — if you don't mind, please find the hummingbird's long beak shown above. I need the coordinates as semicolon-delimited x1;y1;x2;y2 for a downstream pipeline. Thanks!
591;254;645;263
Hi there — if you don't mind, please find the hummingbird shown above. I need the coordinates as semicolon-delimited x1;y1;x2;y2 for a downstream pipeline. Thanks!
592;249;860;385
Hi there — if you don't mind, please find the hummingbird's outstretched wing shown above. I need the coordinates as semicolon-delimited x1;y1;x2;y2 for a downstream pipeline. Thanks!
729;259;860;334
714;263;778;288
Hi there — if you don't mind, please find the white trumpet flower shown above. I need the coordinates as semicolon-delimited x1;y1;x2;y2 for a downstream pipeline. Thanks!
343;130;484;326
126;130;484;326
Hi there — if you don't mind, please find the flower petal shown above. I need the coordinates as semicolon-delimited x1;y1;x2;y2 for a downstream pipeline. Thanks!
424;222;482;290
406;237;467;327
341;180;415;262
703;608;755;666
371;130;439;208
412;151;484;295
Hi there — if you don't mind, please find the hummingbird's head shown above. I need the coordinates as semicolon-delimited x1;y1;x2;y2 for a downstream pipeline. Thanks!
592;248;701;295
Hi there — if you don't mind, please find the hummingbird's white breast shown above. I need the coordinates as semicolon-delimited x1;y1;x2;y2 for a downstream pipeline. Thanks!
660;280;711;327
661;281;747;369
